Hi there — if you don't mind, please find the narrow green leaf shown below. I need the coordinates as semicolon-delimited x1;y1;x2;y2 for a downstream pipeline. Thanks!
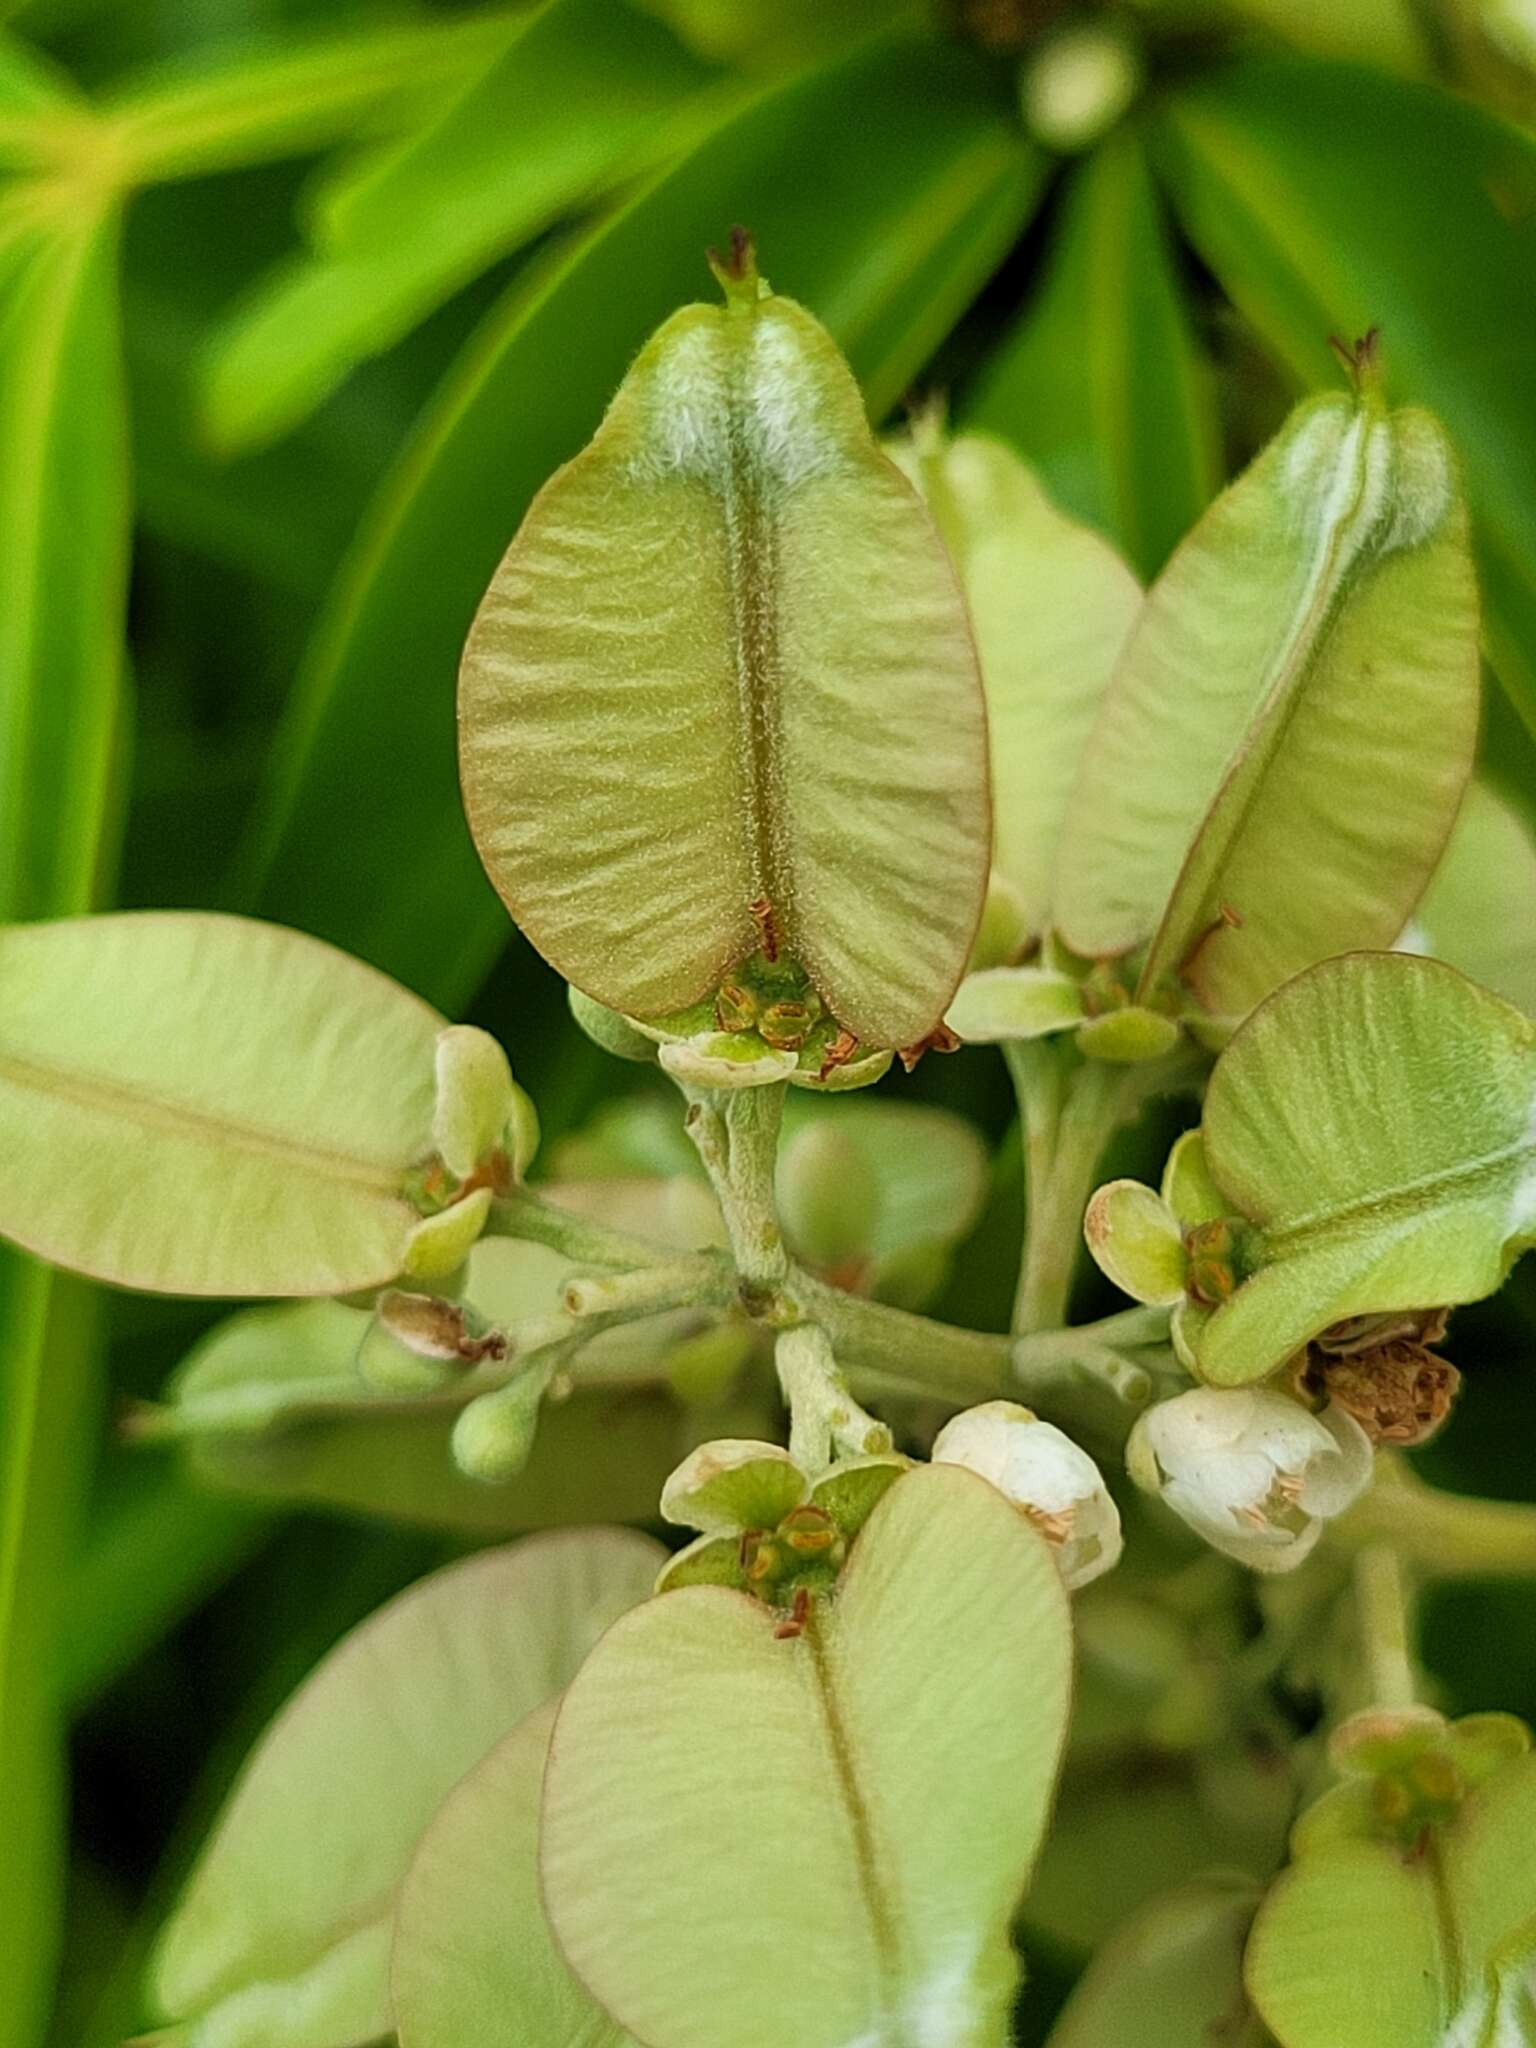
0;33;73;114
60;1473;267;1708
459;268;989;1049
1412;781;1536;1015
0;913;443;1296
202;0;717;453
1054;384;1478;1023
0;1272;99;2048
1479;679;1536;847
179;1339;702;1537
153;1529;664;2044
245;32;1044;1010
890;430;1141;941
102;12;520;182
0;199;127;922
629;0;905;66
1156;55;1536;744
1247;1754;1536;2047
0;31;77;165
1196;951;1536;1385
0;189;128;2048
393;1701;636;2048
970;126;1219;580
541;1465;1072;2048
1222;0;1427;70
1045;1876;1266;2047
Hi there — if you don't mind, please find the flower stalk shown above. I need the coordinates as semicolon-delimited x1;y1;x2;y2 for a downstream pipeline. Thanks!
1353;1542;1419;1710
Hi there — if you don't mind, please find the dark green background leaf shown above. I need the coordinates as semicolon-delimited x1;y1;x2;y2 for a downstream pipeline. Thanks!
971;125;1219;580
1157;55;1536;745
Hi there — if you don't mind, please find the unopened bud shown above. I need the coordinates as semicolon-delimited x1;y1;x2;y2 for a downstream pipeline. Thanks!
1076;1005;1182;1064
451;1372;543;1483
1022;21;1143;154
932;1401;1122;1591
433;1027;514;1180
967;872;1032;972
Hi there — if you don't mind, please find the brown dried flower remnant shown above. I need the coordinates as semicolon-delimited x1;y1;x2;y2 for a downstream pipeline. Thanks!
1292;1308;1459;1448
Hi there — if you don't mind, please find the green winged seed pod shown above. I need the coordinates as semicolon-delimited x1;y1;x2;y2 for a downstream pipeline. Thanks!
0;913;444;1297
1193;951;1536;1386
887;426;1140;951
152;1531;664;2048
1054;359;1478;1024
541;1466;1071;2048
459;236;991;1053
1247;1749;1536;2048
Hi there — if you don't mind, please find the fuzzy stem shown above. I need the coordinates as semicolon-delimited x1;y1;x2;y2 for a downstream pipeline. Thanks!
1011;1048;1127;1335
1010;1329;1157;1408
776;1323;892;1471
1353;1543;1418;1710
488;1121;1170;1426
1008;1037;1207;1336
560;1260;730;1321
682;1083;789;1293
488;1185;674;1270
790;1273;1010;1405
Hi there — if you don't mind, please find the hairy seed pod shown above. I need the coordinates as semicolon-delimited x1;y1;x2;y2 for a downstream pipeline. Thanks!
459;237;990;1050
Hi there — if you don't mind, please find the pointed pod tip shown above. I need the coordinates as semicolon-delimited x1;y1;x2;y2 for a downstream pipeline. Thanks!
1327;324;1385;401
706;225;768;307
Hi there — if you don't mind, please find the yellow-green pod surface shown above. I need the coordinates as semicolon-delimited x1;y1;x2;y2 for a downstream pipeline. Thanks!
459;255;990;1051
1054;378;1478;1022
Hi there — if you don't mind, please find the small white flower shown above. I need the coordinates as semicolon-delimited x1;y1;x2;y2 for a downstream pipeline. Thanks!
932;1400;1122;1591
1127;1387;1373;1573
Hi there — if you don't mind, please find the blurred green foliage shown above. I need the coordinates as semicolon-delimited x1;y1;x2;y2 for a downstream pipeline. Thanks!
1;0;1534;2040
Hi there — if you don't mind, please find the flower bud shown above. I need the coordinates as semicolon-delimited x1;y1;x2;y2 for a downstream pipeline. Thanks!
451;1373;543;1484
931;1401;1122;1591
1127;1387;1373;1573
967;871;1031;973
433;1025;537;1180
1021;21;1142;154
